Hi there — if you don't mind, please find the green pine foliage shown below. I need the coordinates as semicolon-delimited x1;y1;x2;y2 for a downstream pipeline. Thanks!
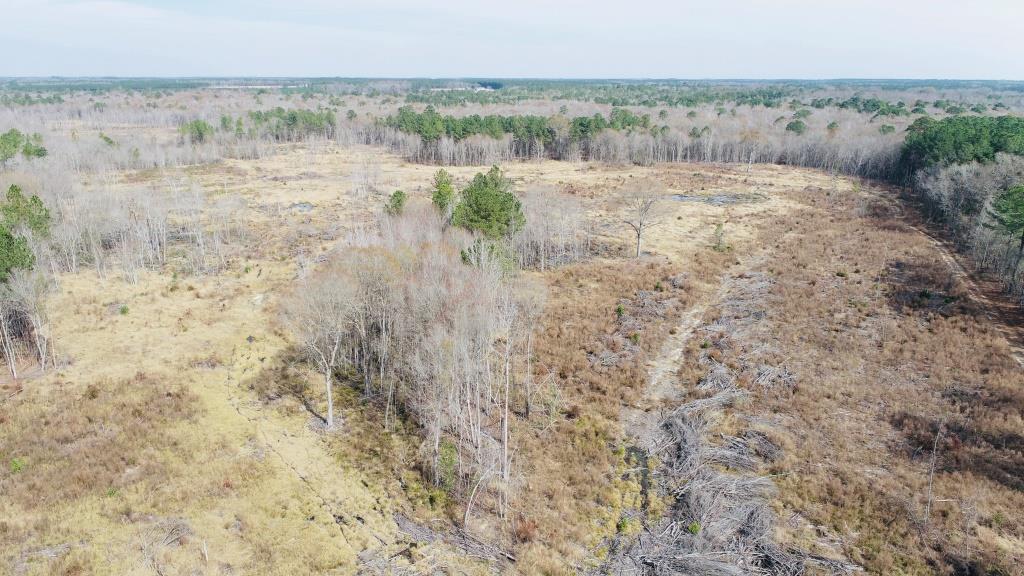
785;120;807;135
0;226;34;281
0;184;51;282
0;129;47;163
0;129;25;163
248;107;337;141
451;166;524;239
988;185;1024;258
900;115;1024;175
385;190;407;215
385;105;652;145
2;184;51;237
181;119;215;144
431;169;456;214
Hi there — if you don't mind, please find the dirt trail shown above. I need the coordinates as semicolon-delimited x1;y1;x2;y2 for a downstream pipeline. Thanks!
868;187;1024;367
907;223;1024;367
623;304;707;448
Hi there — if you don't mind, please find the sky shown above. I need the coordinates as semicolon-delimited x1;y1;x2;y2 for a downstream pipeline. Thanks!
1;0;1021;79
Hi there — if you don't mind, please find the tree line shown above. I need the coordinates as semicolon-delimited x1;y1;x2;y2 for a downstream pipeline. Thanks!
901;115;1024;303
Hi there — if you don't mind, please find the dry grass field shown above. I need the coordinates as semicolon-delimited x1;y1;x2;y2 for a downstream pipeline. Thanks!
1;140;1021;575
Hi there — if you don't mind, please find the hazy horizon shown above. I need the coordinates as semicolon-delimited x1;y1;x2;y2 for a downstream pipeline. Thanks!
4;76;1024;82
2;0;1021;80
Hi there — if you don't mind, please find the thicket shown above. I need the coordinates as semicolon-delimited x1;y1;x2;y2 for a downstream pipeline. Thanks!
0;129;47;164
904;116;1024;301
248;107;337;141
284;166;589;519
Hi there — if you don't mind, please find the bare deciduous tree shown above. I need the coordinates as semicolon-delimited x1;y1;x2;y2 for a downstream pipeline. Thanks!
6;269;52;371
513;186;590;270
282;267;354;430
285;204;548;518
623;183;663;258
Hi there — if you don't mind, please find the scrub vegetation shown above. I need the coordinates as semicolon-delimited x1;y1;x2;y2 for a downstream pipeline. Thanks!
1;78;1022;575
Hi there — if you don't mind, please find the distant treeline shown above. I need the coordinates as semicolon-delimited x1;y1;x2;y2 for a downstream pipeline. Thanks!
384;105;654;144
405;84;794;108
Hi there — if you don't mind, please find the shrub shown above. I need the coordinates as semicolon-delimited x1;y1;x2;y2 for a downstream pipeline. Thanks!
431;169;455;214
385;190;407;215
785;120;807;135
879;124;896;135
713;222;727;251
181;119;215;144
437;438;457;491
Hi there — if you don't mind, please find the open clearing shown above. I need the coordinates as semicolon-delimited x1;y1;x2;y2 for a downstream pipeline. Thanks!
2;141;1023;575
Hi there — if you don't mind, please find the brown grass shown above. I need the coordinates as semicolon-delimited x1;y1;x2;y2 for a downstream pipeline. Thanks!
0;373;199;574
506;253;737;572
673;182;1024;574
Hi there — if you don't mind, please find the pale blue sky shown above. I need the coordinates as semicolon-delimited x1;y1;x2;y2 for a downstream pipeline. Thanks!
1;0;1021;79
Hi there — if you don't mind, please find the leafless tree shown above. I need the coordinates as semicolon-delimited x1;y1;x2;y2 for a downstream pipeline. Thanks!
623;183;664;258
281;266;355;430
5;269;52;371
0;296;20;380
288;204;548;515
514;186;590;269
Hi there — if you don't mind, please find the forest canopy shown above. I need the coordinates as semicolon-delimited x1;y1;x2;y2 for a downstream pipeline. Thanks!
900;115;1024;175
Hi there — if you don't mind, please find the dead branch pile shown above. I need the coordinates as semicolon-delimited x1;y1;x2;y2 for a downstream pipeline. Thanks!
604;271;806;575
618;387;802;576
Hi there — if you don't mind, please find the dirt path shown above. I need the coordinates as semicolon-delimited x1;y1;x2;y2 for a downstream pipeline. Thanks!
623;304;707;448
906;223;1024;367
867;187;1024;367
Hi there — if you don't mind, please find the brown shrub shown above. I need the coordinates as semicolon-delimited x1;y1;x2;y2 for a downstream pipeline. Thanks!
0;373;199;510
